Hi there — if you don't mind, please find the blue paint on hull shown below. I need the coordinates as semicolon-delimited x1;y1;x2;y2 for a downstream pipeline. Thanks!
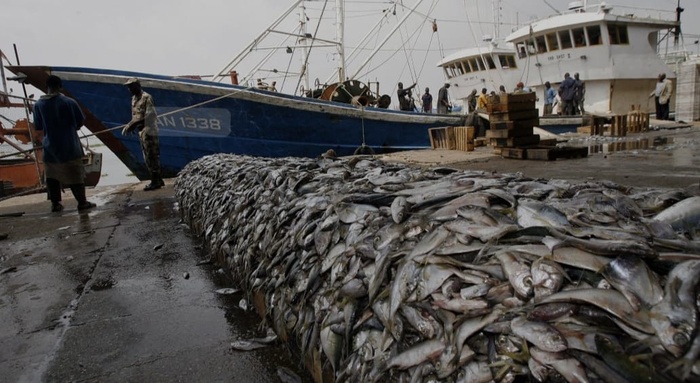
40;67;464;178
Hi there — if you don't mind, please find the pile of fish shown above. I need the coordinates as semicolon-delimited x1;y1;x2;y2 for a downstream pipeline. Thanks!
174;153;700;383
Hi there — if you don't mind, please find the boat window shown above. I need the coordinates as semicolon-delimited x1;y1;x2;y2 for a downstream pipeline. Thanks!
455;62;465;76
559;30;573;49
535;35;547;53
506;55;517;68
469;57;479;71
462;60;471;73
498;55;508;68
546;33;559;51
608;24;629;45
586;25;602;45
572;28;586;47
527;39;537;55
517;44;527;58
444;67;452;79
485;55;496;69
476;57;485;71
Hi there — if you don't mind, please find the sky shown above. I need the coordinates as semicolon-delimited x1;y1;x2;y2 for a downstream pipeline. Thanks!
2;0;698;99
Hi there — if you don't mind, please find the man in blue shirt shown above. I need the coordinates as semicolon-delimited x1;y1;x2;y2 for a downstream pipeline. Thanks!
544;81;556;115
559;73;576;116
33;75;95;212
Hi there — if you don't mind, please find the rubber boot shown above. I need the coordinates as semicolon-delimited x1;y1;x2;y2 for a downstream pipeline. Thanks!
70;184;96;211
47;178;63;212
144;172;163;191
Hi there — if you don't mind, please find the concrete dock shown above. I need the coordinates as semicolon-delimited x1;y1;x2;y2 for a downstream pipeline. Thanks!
1;122;698;382
0;182;309;382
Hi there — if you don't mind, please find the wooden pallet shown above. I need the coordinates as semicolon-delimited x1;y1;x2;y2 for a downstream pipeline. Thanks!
489;109;540;123
490;134;540;148
501;146;589;161
429;126;455;149
486;126;534;138
611;115;627;137
627;105;649;133
490;118;540;130
454;126;475;151
487;101;536;113
499;92;537;104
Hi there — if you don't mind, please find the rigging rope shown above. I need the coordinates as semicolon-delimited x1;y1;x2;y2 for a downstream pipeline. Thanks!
295;0;329;93
0;82;261;161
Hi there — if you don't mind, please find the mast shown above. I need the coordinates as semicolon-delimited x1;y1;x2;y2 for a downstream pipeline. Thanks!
674;0;683;47
336;0;346;82
213;0;305;82
492;0;500;41
299;3;311;93
349;0;426;80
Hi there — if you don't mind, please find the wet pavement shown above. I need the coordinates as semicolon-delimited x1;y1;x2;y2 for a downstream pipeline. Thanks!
1;123;698;383
0;182;309;382
383;123;700;190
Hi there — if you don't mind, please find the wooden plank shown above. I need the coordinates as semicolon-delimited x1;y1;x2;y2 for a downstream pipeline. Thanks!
485;126;534;138
554;146;588;159
499;92;537;104
489;109;540;122
501;147;527;159
490;135;540;148
454;126;475;151
526;148;556;161
577;126;592;134
487;101;536;113
428;127;456;149
490;119;539;130
474;137;488;147
538;138;558;147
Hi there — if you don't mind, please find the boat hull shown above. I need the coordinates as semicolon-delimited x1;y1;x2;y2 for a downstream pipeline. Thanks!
10;66;464;179
0;152;101;198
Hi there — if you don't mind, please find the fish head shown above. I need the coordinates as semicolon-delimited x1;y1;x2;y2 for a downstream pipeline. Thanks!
541;332;568;353
435;345;459;379
658;321;694;357
513;271;534;298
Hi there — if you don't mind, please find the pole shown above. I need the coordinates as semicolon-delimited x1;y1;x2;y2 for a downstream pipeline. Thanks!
12;44;43;185
349;0;426;80
674;0;683;47
335;0;346;82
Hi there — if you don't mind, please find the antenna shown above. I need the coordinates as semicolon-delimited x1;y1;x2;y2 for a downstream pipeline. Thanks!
674;0;683;47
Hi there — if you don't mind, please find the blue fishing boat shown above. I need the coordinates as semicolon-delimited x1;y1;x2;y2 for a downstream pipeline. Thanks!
6;1;466;180
7;66;463;180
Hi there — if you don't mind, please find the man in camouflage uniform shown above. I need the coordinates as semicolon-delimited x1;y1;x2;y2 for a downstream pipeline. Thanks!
122;77;164;191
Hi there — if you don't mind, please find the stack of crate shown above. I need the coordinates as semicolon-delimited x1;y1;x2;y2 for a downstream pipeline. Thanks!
486;92;540;157
428;126;476;151
627;105;649;133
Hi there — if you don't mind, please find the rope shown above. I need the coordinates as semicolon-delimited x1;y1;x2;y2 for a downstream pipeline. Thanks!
0;82;260;161
295;0;329;93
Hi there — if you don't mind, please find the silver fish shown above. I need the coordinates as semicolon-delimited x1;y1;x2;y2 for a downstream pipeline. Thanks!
510;316;568;352
386;338;445;370
391;196;410;224
530;347;590;383
517;201;569;229
600;254;663;309
537;288;654;334
653;196;700;238
496;251;533;297
531;257;567;300
650;260;700;357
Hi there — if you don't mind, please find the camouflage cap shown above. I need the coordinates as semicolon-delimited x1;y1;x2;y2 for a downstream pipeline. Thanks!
124;77;140;85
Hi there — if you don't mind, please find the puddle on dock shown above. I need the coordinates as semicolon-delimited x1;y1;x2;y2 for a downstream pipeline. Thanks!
584;136;673;154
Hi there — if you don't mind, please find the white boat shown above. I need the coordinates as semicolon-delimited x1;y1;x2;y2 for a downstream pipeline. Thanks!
439;1;682;116
437;38;520;112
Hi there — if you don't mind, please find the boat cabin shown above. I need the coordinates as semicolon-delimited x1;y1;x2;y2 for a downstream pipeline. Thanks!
437;43;520;112
506;3;677;114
